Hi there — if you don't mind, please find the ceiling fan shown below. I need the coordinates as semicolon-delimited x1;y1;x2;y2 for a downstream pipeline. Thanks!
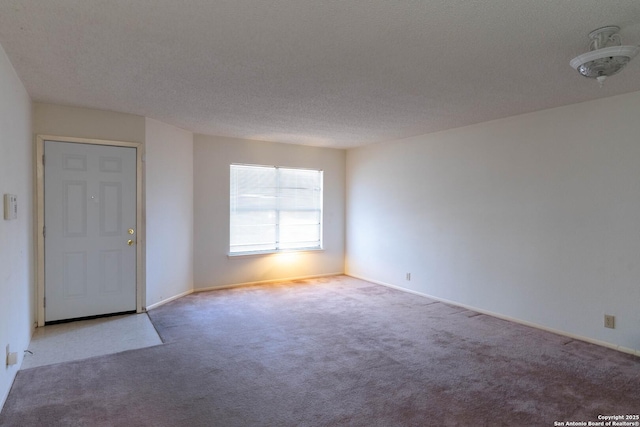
570;26;639;86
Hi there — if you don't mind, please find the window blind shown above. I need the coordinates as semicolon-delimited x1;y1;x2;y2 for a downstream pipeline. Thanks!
230;164;323;254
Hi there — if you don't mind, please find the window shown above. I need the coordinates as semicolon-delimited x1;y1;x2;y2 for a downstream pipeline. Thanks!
230;164;323;254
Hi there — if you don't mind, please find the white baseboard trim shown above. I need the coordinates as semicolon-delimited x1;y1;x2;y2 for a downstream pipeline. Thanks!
145;289;194;311
194;272;344;293
346;273;640;358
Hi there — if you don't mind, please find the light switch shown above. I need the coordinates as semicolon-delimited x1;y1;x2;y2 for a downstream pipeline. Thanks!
4;194;17;220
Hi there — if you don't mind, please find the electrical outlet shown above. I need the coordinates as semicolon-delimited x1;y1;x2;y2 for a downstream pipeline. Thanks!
406;273;411;281
604;314;615;329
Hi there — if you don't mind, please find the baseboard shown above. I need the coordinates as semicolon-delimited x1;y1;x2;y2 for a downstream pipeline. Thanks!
145;289;194;311
194;272;344;293
346;273;640;358
145;272;344;307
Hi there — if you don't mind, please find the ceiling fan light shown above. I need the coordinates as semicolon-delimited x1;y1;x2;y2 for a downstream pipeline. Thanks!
570;26;639;84
570;45;639;78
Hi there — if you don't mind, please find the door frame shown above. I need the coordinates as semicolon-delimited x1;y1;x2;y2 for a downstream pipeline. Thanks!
35;135;145;327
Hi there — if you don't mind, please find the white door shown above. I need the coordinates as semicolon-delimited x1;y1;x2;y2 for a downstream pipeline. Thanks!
44;141;137;322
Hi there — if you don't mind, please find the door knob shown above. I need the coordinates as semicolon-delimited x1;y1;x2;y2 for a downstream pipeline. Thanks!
127;239;134;246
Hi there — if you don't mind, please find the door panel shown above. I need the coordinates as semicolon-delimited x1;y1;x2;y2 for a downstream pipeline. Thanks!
44;141;137;322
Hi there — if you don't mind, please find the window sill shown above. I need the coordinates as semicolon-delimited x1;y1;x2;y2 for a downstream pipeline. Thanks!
227;248;325;259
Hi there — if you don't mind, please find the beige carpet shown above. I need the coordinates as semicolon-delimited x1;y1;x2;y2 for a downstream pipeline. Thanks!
1;275;638;426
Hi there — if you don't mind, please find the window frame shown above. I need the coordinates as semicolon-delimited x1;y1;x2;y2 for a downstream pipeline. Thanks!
229;163;324;256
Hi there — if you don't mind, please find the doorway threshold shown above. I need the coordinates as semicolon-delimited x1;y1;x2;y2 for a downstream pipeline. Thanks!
45;310;136;326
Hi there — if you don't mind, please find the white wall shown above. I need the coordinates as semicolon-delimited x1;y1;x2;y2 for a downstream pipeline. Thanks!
347;90;640;353
144;118;194;307
194;134;345;289
0;43;33;410
33;103;146;144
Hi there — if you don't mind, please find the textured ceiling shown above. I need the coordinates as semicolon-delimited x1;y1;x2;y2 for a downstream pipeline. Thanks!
1;1;640;148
